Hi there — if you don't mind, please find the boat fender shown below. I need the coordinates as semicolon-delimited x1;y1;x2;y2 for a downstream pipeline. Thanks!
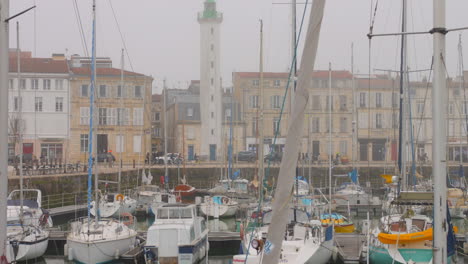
68;246;74;261
116;194;125;201
240;223;245;240
222;197;229;204
145;248;156;261
64;243;69;257
115;249;120;259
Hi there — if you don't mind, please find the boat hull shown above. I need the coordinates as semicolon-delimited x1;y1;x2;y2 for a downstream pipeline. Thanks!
6;235;48;262
199;203;237;218
68;236;136;264
144;232;208;264
369;245;434;264
332;223;355;233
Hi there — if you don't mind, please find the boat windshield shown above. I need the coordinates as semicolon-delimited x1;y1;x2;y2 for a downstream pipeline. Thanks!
389;221;407;232
157;207;193;219
141;185;159;192
233;182;248;192
412;219;427;231
263;209;309;225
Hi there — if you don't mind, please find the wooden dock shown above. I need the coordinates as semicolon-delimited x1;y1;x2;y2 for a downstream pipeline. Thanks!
335;233;365;264
48;204;87;216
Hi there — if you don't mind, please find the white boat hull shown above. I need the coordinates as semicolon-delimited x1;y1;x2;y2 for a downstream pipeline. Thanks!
6;232;49;262
90;199;137;218
199;203;237;218
68;236;136;264
6;226;49;262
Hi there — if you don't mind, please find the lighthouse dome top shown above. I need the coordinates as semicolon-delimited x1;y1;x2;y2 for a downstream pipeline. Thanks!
199;0;223;22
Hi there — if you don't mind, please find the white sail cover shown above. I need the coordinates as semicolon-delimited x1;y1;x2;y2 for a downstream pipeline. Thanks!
262;0;326;263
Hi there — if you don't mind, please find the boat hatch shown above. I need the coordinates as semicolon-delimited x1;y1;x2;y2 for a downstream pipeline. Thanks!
157;207;194;219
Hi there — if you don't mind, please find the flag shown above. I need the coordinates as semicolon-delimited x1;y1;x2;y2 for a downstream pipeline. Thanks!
348;169;358;184
232;170;240;180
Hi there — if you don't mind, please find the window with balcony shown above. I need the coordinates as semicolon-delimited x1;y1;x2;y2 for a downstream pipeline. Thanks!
99;85;107;98
271;95;281;109
376;113;383;128
312;95;321;110
80;134;89;152
34;97;42;112
359;92;366;108
134;86;142;98
340;117;347;133
55;79;64;90
55;97;63;112
250;95;259;108
43;79;51;90
339;95;347;111
31;79;39;90
376;93;382;108
81;85;88;97
312;117;320;133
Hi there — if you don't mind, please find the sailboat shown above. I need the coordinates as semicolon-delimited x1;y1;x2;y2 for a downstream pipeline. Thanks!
90;49;137;218
234;3;333;263
66;2;137;263
319;64;355;234
5;27;50;263
369;0;457;263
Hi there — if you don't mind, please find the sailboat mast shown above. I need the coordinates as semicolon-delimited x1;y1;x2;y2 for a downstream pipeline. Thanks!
16;22;24;224
291;0;297;108
432;0;448;262
118;49;124;193
351;43;357;169
328;63;332;216
0;0;9;257
163;79;169;189
458;36;464;165
398;0;408;189
258;20;265;196
86;0;97;224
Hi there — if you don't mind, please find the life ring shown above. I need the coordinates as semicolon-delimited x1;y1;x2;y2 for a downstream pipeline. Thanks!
240;223;245;240
116;194;125;201
222;197;229;204
121;212;134;226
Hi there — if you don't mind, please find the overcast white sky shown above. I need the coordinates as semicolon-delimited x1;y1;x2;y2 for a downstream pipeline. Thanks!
8;0;468;93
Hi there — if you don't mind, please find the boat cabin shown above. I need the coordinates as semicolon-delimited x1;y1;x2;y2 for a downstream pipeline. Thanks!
155;204;197;220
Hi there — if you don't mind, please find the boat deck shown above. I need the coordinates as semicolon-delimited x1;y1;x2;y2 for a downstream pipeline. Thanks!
335;233;365;264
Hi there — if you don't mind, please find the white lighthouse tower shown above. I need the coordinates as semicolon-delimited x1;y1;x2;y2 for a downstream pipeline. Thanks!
198;0;223;161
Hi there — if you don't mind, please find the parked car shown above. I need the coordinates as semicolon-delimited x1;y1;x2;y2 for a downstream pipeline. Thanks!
154;153;183;165
264;152;282;163
236;151;257;162
96;153;116;162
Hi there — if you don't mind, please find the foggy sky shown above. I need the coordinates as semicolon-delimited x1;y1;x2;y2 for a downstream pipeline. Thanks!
8;0;468;93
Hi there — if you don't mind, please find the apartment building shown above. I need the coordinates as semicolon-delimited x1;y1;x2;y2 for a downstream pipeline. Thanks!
165;82;244;161
232;71;355;161
68;55;153;164
8;51;70;162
